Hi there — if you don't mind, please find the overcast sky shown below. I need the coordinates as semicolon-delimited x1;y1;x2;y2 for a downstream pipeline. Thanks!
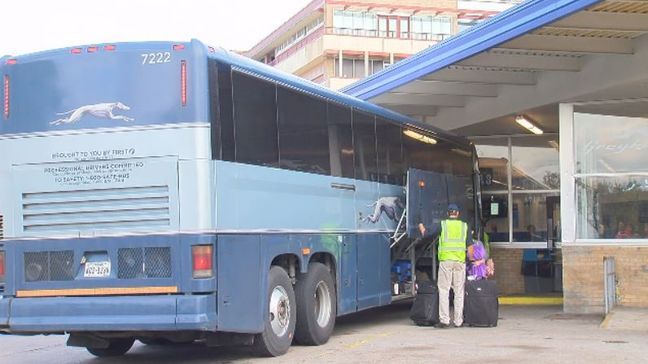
0;0;311;56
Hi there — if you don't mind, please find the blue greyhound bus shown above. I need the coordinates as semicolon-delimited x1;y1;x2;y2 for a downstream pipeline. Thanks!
0;39;480;357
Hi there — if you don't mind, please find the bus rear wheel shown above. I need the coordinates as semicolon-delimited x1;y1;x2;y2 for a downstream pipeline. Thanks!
253;266;296;357
295;262;336;345
86;338;134;357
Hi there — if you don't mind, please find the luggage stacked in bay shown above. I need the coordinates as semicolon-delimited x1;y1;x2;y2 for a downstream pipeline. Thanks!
464;279;498;327
409;280;439;326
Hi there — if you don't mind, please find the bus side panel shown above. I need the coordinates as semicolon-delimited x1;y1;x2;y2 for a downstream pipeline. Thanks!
216;235;263;333
214;160;356;231
338;234;358;315
357;233;391;310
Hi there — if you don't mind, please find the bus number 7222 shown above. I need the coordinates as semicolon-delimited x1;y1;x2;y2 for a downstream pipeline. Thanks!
141;52;171;65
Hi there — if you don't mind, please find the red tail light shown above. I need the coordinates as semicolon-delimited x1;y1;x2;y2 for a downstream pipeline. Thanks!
181;60;187;107
5;59;17;65
173;44;185;51
0;251;5;282
3;75;9;120
71;48;82;54
192;245;213;278
104;45;116;51
87;46;98;53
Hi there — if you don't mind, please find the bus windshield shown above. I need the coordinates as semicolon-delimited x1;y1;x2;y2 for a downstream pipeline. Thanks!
1;42;201;135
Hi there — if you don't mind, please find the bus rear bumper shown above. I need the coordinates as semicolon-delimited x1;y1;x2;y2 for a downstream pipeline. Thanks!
0;294;217;333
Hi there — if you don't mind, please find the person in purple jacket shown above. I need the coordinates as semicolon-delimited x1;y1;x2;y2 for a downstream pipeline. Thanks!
468;238;489;280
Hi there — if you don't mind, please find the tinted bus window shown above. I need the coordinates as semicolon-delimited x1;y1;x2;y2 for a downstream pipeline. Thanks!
327;103;354;178
402;131;433;171
232;72;279;167
403;132;473;178
277;86;330;175
208;60;235;161
376;118;404;185
353;111;377;181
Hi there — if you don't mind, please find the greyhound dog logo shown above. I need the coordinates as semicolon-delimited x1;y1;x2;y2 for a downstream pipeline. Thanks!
364;196;405;223
50;102;134;126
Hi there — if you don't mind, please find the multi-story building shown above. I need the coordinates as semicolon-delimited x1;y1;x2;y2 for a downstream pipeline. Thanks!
246;0;523;90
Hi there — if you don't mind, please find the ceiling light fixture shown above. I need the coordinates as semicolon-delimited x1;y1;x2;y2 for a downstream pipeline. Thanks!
515;115;543;135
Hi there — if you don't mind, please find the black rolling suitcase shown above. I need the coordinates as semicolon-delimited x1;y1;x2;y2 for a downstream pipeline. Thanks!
464;279;498;327
409;281;439;326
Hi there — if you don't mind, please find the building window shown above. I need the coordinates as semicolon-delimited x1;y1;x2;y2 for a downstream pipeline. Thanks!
275;17;323;56
332;10;452;40
411;16;452;41
370;60;386;75
573;112;648;240
334;57;391;78
400;18;410;39
333;10;377;36
475;135;560;244
335;58;366;79
512;136;561;191
477;138;510;243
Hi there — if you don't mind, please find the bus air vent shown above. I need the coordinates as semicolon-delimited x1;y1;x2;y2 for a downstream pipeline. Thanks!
21;186;171;234
0;214;4;240
118;247;172;279
24;250;75;282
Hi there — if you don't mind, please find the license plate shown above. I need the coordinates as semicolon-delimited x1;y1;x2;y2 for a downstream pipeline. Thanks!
84;261;111;278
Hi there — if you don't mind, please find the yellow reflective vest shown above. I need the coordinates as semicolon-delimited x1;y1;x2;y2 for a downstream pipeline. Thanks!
439;219;468;262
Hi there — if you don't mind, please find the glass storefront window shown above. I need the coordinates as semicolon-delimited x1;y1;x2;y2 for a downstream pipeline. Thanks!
483;193;509;243
511;193;558;242
475;138;509;192
574;113;648;174
512;136;560;191
573;112;648;240
576;175;648;239
475;135;560;245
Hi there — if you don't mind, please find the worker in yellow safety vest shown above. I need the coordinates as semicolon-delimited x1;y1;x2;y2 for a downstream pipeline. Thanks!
419;203;468;328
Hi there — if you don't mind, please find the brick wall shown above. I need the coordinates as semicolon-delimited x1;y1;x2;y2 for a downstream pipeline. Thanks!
490;247;525;295
563;245;648;314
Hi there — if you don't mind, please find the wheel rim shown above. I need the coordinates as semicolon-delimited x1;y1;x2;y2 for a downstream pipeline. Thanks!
269;285;291;337
314;280;332;328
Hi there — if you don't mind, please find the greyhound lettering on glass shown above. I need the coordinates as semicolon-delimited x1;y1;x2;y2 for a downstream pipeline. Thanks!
363;196;405;224
50;102;134;126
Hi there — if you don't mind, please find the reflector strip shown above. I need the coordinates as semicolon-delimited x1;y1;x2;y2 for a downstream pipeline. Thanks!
3;75;9;119
16;286;178;298
181;60;187;107
0;251;5;283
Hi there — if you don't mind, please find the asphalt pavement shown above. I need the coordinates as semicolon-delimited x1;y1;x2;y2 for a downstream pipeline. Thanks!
0;302;645;363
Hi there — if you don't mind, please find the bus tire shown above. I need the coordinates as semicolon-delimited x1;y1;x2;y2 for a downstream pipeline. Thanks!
253;266;296;357
294;262;336;345
86;338;134;357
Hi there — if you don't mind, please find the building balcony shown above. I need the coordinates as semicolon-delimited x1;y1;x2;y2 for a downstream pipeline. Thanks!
268;26;450;74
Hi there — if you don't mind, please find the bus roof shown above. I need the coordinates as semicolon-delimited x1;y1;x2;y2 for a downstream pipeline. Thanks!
2;39;472;149
1;41;190;63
